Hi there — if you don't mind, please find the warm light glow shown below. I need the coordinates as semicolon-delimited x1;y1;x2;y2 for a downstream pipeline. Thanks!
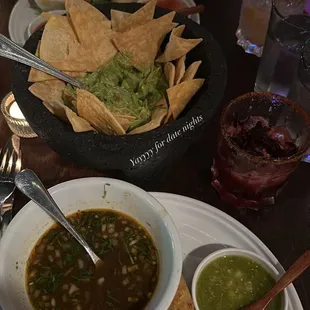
9;101;25;120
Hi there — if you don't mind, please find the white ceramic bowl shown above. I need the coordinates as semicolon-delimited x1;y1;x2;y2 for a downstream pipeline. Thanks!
0;177;182;310
33;0;65;12
26;10;66;38
192;248;289;310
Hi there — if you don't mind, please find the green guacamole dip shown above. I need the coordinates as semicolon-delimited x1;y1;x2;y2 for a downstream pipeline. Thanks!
196;255;282;310
64;53;168;131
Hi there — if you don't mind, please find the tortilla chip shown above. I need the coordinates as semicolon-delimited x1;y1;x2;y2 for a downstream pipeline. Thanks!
168;276;194;310
111;10;131;30
65;0;109;21
62;86;77;107
171;22;180;30
66;0;111;30
72;99;77;109
163;56;187;124
43;101;68;122
39;16;75;63
65;107;95;132
29;68;85;82
164;62;176;88
156;25;203;63
167;79;205;119
41;12;54;21
116;0;156;33
67;3;117;68
40;15;97;72
113;114;136;132
181;61;202;82
76;89;125;135
35;40;41;57
175;55;186;85
163;112;172;124
43;101;95;132
172;24;185;37
28;40;86;82
69;13;116;67
129;98;168;134
112;12;176;70
28;41;42;82
29;80;65;105
71;12;112;31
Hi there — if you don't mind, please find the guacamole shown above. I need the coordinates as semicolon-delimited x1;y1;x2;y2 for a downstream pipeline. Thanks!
64;53;168;131
196;255;282;310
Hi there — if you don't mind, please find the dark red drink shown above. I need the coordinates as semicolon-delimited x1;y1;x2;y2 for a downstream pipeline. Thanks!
212;92;310;209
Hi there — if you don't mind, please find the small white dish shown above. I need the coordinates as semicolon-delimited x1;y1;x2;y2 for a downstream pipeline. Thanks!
33;0;65;12
150;193;302;309
26;9;66;38
191;248;289;310
9;0;40;46
0;177;182;310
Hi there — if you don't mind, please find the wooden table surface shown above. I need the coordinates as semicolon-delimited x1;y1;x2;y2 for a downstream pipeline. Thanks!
0;0;309;309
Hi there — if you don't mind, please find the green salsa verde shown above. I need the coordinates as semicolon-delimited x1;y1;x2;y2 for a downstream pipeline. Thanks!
64;53;168;131
196;255;282;310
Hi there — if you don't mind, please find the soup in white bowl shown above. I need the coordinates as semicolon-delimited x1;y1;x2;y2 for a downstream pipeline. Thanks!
0;177;182;310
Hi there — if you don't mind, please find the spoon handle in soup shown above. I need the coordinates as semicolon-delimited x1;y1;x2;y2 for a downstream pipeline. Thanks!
243;250;310;310
0;34;83;89
14;169;101;265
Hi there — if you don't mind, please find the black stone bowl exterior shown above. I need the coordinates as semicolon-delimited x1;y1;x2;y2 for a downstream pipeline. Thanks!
12;4;227;181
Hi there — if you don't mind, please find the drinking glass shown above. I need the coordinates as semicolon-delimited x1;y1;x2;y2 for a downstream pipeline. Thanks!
254;0;310;97
289;39;310;115
236;0;272;57
211;92;310;210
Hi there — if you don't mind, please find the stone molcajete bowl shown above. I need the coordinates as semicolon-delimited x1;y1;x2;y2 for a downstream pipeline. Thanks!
12;3;227;182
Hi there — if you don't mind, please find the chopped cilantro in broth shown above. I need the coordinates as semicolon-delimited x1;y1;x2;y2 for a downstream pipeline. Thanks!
26;210;158;310
196;255;282;310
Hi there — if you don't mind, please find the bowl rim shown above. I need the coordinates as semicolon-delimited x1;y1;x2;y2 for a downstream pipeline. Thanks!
0;177;183;310
26;9;66;38
12;3;227;171
33;0;65;12
191;248;289;310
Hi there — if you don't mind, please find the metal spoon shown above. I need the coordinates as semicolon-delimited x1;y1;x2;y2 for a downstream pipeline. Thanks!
14;169;102;266
242;250;310;310
0;34;83;89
